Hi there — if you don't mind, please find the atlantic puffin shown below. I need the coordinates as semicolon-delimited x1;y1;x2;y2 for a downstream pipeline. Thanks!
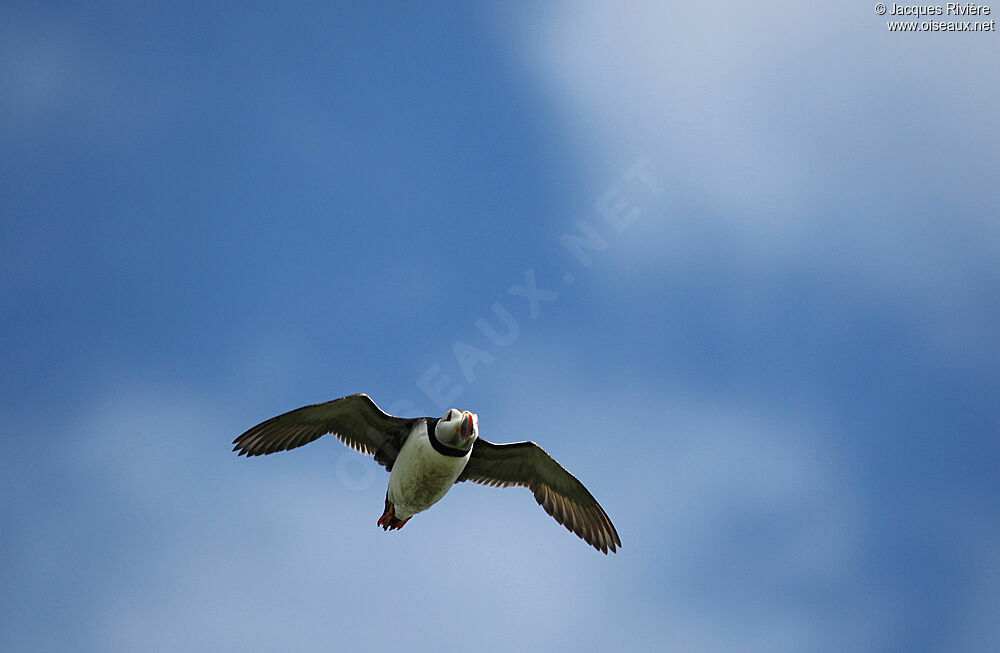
233;393;621;554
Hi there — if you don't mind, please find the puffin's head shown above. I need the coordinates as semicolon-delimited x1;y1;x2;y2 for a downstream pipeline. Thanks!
435;408;479;451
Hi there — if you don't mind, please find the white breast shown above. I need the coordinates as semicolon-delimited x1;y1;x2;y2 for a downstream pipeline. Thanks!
387;421;470;520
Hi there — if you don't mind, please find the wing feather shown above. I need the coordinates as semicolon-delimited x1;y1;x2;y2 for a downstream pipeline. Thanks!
458;439;621;554
232;393;412;469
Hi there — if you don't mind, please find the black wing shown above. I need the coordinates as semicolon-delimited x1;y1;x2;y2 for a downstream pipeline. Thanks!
232;393;415;469
458;439;621;554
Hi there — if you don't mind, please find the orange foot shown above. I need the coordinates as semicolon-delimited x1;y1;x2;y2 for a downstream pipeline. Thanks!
377;501;411;531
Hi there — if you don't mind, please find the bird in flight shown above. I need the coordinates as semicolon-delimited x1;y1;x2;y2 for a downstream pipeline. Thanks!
233;393;621;553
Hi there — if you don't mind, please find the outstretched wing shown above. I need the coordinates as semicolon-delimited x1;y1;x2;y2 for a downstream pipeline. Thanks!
232;393;414;469
458;439;621;554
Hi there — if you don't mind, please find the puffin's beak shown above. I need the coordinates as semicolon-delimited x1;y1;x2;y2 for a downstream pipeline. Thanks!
460;412;473;441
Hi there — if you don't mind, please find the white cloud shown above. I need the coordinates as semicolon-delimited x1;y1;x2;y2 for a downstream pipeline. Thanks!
461;355;893;651
28;367;887;652
493;0;1000;366
506;1;999;204
49;383;620;652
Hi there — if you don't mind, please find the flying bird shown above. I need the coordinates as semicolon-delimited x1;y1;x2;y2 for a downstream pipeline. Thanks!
233;393;621;554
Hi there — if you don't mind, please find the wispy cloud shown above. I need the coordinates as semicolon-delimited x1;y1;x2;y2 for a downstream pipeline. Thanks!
496;0;1000;369
6;364;887;652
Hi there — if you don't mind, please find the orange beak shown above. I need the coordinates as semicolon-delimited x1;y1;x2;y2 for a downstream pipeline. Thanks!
460;412;473;441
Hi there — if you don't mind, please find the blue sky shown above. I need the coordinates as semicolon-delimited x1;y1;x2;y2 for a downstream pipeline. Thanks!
2;2;998;651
